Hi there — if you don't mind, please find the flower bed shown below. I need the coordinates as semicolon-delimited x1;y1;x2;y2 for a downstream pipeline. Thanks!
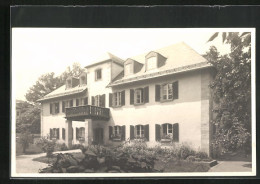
38;141;214;173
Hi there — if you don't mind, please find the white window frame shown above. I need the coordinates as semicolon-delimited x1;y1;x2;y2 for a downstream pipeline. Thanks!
146;56;157;70
95;95;101;106
114;126;121;136
95;69;102;81
161;83;173;100
134;89;143;104
136;125;144;137
113;92;122;107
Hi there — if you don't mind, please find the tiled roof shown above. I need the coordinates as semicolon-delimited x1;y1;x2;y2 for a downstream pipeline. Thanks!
108;42;212;87
37;85;87;102
85;52;124;68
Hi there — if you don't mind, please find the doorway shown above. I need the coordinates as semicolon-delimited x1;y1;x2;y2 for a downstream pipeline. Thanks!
93;128;103;145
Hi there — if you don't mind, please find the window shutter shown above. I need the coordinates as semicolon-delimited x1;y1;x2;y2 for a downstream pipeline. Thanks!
50;104;52;114
109;93;113;107
62;128;65;140
92;96;95;106
160;125;163;139
130;89;134;105
155;85;161;102
109;126;113;140
173;123;179;142
144;124;149;141
144;86;149;103
57;128;60;139
72;128;74;140
121;125;126;141
76;128;79;140
62;101;65;112
50;129;52;139
76;99;79;106
173;81;179;99
84;97;88;105
155;124;161;141
101;94;106;107
134;126;137;138
130;125;134;140
141;88;144;103
121;91;125;106
70;100;73;107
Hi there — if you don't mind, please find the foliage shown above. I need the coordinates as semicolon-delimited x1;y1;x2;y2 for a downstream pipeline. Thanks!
18;132;33;153
39;141;211;173
207;32;250;43
36;136;56;157
56;143;69;151
205;32;251;153
16;103;41;134
25;62;84;104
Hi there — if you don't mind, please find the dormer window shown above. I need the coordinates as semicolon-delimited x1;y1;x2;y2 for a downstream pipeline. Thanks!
95;69;102;81
147;56;157;70
125;63;132;76
66;79;72;89
80;75;87;86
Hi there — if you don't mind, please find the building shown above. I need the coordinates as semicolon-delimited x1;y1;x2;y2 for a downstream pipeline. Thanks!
37;42;215;155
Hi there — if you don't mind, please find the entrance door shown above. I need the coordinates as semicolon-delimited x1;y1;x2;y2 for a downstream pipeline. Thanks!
93;128;103;145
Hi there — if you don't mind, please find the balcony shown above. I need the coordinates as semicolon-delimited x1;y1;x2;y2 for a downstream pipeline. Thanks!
65;105;110;121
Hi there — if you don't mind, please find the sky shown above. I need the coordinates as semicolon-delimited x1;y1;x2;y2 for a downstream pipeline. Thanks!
12;28;233;101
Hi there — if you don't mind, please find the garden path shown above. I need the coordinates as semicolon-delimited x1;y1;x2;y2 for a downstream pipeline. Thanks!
15;149;82;174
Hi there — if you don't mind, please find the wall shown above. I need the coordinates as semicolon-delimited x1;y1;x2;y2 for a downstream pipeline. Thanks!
107;69;210;151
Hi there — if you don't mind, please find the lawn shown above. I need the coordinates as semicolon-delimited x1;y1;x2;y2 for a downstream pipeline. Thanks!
16;142;43;156
33;152;210;172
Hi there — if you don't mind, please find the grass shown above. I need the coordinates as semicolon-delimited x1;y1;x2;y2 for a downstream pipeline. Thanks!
16;142;43;156
33;152;210;172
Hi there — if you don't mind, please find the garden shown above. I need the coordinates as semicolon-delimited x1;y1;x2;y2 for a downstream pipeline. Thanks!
33;139;216;173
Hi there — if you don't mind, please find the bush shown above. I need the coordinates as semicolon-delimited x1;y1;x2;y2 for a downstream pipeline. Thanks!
71;144;84;150
56;143;68;151
36;136;56;157
18;133;32;153
195;151;208;159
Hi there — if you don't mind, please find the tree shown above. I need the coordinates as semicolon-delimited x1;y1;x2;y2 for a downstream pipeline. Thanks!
16;103;41;134
205;32;251;154
18;132;32;153
25;62;84;104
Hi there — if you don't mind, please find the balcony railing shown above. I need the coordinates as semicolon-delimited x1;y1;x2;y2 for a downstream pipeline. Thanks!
65;105;110;120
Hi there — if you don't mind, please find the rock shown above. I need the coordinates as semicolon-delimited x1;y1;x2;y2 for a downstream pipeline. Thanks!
84;169;95;173
67;166;79;173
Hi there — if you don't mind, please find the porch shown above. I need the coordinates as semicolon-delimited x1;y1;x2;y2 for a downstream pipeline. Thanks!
64;105;110;148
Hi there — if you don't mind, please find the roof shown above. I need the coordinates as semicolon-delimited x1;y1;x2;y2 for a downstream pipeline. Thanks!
85;52;124;68
108;42;212;87
37;85;87;102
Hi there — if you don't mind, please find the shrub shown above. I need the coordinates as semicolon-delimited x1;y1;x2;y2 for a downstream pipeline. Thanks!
195;151;208;159
36;136;56;157
176;144;196;160
56;143;68;151
18;133;32;153
71;144;84;150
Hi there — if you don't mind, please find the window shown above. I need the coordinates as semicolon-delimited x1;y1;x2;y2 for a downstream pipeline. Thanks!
109;125;125;141
130;87;149;105
95;69;102;81
92;95;105;107
135;89;143;104
125;63;132;76
62;128;65;140
50;128;59;139
136;125;144;138
114;92;121;107
162;83;173;100
80;75;87;86
67;79;72;88
50;102;59;114
155;81;178;102
147;56;157;70
155;123;179;142
76;127;85;141
69;99;73;107
162;123;173;135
